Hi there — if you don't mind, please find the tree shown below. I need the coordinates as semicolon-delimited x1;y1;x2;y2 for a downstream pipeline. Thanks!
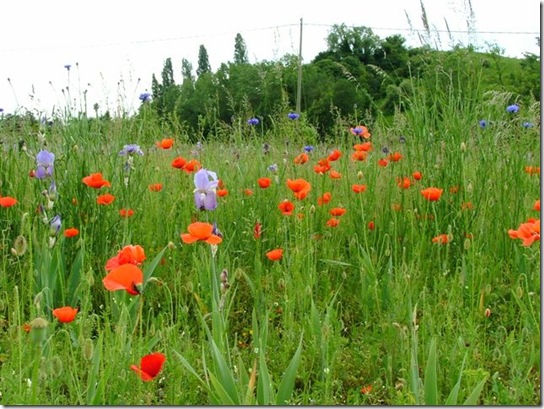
161;57;175;88
233;33;249;64
181;58;194;83
325;24;382;65
197;45;211;76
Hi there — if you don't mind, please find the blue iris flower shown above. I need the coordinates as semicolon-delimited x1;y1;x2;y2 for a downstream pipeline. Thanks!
118;144;144;156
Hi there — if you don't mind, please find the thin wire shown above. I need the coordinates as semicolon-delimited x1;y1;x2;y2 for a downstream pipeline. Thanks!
0;22;538;53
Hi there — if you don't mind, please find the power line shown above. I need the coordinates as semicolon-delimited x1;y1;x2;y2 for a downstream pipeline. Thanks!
0;22;538;53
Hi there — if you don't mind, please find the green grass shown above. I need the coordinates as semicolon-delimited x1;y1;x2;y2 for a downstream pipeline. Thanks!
0;75;540;405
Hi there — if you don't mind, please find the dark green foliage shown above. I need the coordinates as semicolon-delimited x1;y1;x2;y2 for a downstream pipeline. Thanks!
233;33;249;64
197;45;211;77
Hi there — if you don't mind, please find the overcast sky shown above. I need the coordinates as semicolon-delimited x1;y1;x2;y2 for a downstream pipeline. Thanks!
0;0;540;117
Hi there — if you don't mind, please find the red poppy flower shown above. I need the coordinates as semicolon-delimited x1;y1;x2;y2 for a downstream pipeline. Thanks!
397;177;412;189
353;142;372;152
157;138;174;149
351;151;368;162
508;219;540;246
103;264;143;295
368;221;375;230
351;184;367;193
286;178;311;200
534;200;540;211
327;149;342;162
360;384;373;395
52;306;78;323
317;192;332;206
64;228;79;238
183;159;201;173
524;166;540;175
461;202;473;210
294;153;309;165
82;173;111;189
266;248;283;261
412;171;422;181
181;222;222;245
244;188;254;196
258;177;271;189
432;234;449;245
97;193;115;205
377;158;388;167
130;352;166;382
314;158;331;174
350;125;371;139
0;196;18;207
420;187;443;201
105;245;146;271
329;170;342;179
149;183;163;192
171;157;186;169
326;217;340;227
119;208;134;217
329;207;346;217
278;200;295;215
388;152;403;162
217;189;229;197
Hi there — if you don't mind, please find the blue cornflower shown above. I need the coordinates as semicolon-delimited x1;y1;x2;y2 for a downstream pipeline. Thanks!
247;117;259;126
522;122;534;128
0;108;4;113
479;120;488;128
288;112;299;120
35;150;55;179
193;168;219;211
64;64;71;71
118;144;144;156
304;145;314;153
506;104;519;113
139;92;151;103
268;163;278;173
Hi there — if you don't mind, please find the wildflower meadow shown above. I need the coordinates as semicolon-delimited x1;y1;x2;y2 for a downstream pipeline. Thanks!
0;63;540;405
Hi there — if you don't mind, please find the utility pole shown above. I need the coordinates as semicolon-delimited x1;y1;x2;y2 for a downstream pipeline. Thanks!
296;18;303;113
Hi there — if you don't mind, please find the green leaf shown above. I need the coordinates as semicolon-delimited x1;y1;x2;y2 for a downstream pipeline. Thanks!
463;375;488;405
276;333;303;405
143;245;167;286
444;353;467;405
423;338;438;405
86;335;102;405
209;338;240;405
67;241;85;305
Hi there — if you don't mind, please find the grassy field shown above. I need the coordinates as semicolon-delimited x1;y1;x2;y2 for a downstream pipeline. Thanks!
0;74;540;405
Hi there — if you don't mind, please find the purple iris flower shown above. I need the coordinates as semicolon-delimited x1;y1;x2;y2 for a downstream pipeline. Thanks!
139;92;151;102
49;215;62;236
193;168;218;211
118;144;144;156
247;117;259;126
35;150;55;179
506;104;519;113
288;112;299;120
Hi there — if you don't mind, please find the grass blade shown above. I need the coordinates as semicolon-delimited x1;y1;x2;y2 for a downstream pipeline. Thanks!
276;333;303;405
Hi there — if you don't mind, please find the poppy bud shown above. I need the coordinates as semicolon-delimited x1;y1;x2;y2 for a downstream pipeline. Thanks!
167;241;176;250
30;317;49;345
83;338;94;361
484;308;491;318
357;171;364;180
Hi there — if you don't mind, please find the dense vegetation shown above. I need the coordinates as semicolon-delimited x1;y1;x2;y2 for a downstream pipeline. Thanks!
0;23;540;406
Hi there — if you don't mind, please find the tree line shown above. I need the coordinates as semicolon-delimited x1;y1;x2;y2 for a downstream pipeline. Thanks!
146;24;540;138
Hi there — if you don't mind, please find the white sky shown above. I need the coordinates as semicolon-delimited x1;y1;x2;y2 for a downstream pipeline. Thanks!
0;0;540;117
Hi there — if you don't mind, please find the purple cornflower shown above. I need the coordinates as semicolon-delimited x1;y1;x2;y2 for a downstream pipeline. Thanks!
118;144;144;156
64;64;71;71
35;150;55;179
288;112;299;120
139;92;151;103
247;117;259;126
193;168;218;211
268;163;278;173
506;104;519;113
304;145;314;153
522;122;534;128
479;120;488;128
